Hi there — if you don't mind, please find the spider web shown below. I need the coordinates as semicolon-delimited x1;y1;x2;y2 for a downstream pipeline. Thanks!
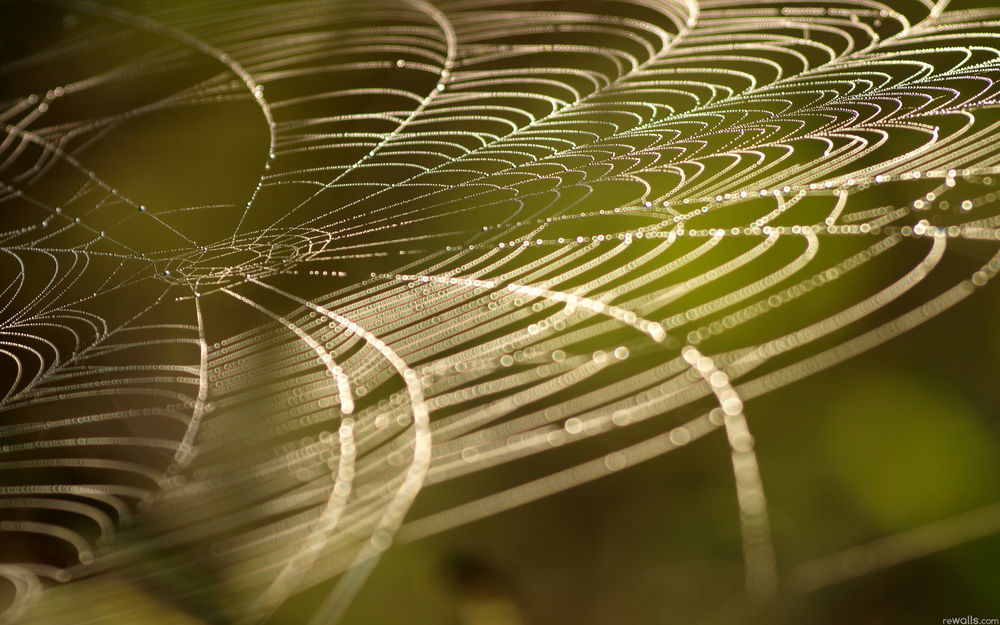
1;0;1000;622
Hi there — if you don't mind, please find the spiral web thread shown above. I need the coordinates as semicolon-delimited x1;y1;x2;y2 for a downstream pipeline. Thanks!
1;0;1000;622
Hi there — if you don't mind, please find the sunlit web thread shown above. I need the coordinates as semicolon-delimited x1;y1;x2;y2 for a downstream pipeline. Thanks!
1;0;1000;622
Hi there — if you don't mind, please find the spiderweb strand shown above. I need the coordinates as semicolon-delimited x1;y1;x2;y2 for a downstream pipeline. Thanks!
2;0;1000;622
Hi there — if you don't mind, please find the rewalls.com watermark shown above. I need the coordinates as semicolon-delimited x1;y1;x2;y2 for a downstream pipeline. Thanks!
942;618;999;624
